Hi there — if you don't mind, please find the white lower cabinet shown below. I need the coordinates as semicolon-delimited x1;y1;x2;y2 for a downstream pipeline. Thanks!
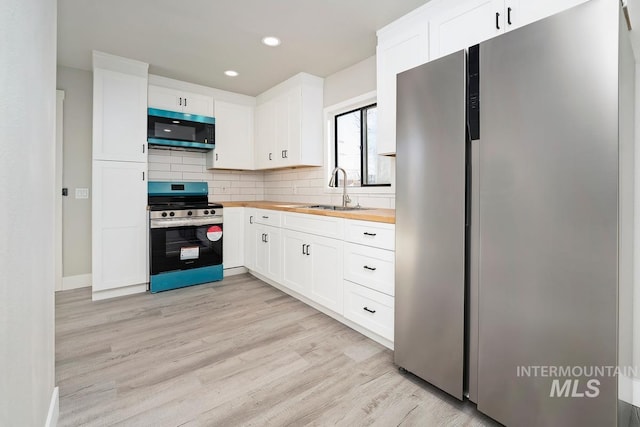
254;224;281;282
223;207;244;269
282;229;343;314
92;160;148;293
243;209;395;347
344;242;395;297
344;280;394;341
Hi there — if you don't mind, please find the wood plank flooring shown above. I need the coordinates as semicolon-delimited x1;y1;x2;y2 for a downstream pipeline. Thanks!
56;274;498;426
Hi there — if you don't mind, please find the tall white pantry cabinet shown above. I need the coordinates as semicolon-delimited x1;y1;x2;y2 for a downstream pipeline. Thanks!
92;51;149;301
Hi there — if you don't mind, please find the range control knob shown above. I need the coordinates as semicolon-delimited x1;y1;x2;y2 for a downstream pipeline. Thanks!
204;210;209;215
169;212;175;217
187;211;193;216
161;212;168;217
210;210;216;215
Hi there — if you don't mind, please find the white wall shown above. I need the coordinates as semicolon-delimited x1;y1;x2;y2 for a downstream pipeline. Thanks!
0;0;57;425
57;66;93;277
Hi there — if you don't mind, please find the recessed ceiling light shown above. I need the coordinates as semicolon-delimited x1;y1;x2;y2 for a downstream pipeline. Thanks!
224;70;239;77
262;36;281;47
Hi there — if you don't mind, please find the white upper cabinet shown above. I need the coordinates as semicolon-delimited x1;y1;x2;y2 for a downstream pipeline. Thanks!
429;0;591;59
376;0;590;155
255;73;323;169
206;99;255;170
376;10;430;156
429;0;504;60
148;85;214;117
92;55;148;162
504;0;589;31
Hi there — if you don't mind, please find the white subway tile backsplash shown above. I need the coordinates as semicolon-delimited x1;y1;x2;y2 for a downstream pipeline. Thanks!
182;172;206;180
182;156;206;166
148;148;394;207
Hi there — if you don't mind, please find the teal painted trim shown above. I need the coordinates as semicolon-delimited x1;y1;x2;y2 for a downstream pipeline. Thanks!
150;265;223;293
147;137;214;151
148;181;208;196
148;108;215;124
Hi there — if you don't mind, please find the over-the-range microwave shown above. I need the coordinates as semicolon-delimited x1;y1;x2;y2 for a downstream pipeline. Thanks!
147;108;215;151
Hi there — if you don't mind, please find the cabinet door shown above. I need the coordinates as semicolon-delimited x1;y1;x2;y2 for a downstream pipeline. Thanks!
281;229;311;296
276;88;302;167
504;0;588;31
211;100;254;170
148;85;181;111
255;101;277;169
183;91;214;117
93;69;147;162
222;207;244;269
244;209;257;270
255;224;281;281
376;22;429;156
308;234;343;314
429;0;504;60
92;160;147;291
265;226;282;282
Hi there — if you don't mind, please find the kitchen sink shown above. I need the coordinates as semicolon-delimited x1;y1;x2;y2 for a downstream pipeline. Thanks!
303;204;370;211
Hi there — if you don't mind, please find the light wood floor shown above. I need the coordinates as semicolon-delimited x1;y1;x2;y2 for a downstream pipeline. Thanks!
56;274;498;426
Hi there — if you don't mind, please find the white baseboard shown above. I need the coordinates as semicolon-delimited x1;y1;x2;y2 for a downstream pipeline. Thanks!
92;283;147;301
45;386;59;427
61;274;92;291
224;266;248;276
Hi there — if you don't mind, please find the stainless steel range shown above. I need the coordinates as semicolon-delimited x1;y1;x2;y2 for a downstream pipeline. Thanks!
148;182;223;293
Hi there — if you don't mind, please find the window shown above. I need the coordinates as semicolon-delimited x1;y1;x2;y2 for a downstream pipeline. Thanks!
334;104;391;187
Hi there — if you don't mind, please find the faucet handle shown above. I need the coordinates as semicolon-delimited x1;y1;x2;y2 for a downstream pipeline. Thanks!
344;194;352;205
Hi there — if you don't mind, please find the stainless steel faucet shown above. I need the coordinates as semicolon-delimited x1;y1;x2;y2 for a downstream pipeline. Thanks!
329;166;351;208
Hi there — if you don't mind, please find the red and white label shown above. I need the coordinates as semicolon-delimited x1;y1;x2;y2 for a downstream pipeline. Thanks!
206;225;222;241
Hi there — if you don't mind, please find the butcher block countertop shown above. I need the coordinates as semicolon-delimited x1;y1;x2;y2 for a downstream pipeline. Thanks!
222;201;395;224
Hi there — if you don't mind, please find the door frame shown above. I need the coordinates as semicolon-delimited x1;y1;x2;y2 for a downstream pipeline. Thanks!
55;90;64;291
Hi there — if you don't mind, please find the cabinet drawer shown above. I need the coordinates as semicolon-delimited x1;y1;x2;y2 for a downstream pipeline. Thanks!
254;209;281;227
344;280;394;341
344;243;394;296
282;212;344;239
345;219;395;250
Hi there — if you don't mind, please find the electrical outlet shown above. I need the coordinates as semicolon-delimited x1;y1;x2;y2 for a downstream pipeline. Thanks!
75;188;89;199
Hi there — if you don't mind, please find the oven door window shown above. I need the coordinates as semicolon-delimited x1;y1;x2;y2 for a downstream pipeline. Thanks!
150;224;223;275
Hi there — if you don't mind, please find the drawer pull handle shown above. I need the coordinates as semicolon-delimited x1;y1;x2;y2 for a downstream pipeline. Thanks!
262;216;269;219
363;232;377;236
363;307;376;314
363;265;377;271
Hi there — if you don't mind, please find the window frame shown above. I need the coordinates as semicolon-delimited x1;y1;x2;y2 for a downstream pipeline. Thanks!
323;91;394;197
332;103;391;188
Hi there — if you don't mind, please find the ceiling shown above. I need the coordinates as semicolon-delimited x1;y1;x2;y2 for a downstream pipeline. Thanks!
57;0;429;96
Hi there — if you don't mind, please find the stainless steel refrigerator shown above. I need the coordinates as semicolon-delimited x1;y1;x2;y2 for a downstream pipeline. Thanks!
394;0;635;425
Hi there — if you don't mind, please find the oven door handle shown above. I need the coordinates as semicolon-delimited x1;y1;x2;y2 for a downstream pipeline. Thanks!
150;217;223;229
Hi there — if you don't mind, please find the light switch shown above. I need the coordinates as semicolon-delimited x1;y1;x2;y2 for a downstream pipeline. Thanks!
75;188;90;199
